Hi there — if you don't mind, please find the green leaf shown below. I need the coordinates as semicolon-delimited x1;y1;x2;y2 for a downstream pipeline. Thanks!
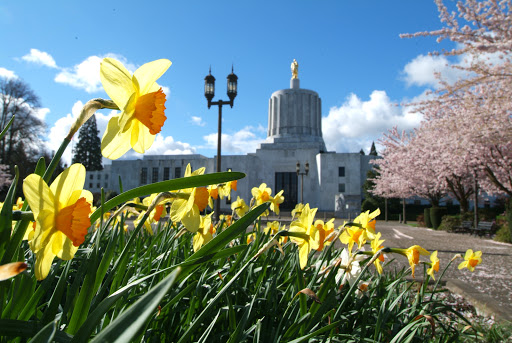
29;320;57;343
89;267;180;343
0;115;15;140
90;172;245;223
0;166;18;262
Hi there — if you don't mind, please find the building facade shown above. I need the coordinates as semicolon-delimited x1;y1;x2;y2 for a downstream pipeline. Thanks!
86;73;376;217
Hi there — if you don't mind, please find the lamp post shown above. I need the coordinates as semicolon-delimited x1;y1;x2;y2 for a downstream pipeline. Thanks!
296;162;309;204
204;66;238;222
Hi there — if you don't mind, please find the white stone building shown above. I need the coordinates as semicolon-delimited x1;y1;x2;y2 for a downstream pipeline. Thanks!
86;74;377;217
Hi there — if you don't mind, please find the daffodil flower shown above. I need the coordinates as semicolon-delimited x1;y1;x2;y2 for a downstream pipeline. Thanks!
169;164;209;233
251;183;272;206
352;208;380;240
335;248;365;286
314;218;334;251
458;249;482;272
289;204;320;269
370;232;385;274
100;58;172;159
264;221;288;244
291;203;304;219
193;213;216;252
23;164;93;280
400;245;430;278
133;194;167;235
270;190;284;215
339;226;366;253
427;250;440;279
231;196;249;218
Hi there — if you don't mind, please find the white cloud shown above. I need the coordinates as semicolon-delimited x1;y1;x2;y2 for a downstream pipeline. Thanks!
203;125;266;154
55;56;103;93
0;67;17;79
21;49;58;68
161;86;171;98
32;107;50;121
402;54;468;89
322;91;423;153
191;116;205;126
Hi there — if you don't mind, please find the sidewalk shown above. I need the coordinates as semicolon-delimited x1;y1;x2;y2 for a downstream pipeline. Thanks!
264;216;512;321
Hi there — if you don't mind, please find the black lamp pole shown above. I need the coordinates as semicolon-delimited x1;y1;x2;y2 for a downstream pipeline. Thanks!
204;66;238;222
296;162;309;204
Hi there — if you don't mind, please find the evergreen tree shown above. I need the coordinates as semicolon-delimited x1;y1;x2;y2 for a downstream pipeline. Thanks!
369;141;378;156
72;114;103;170
359;148;365;155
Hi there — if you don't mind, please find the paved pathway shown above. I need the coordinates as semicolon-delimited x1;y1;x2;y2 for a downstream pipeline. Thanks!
346;220;512;320
266;217;512;320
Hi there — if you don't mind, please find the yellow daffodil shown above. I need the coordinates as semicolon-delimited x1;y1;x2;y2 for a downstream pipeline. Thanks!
291;203;304;219
251;183;272;206
23;164;93;280
231;196;249;218
370;232;385;274
218;180;237;200
402;245;430;278
100;58;172;159
246;232;256;244
193;213;216;252
339;226;366;253
270;190;285;215
133;194;167;235
352;208;380;240
458;249;482;272
314;218;334;251
427;250;440;279
169;164;209;233
264;221;288;244
289;204;320;269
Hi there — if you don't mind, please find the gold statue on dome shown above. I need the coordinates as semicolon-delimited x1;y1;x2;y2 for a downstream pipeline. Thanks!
291;59;299;79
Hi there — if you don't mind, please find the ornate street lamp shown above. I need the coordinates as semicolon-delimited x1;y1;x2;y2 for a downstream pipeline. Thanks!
204;65;238;221
296;161;309;204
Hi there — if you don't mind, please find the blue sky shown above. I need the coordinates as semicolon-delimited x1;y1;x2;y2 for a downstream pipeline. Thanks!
0;1;458;165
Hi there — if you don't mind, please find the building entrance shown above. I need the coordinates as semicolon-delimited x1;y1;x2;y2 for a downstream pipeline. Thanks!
275;172;298;210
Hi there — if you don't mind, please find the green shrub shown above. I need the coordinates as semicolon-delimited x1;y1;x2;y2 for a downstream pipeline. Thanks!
494;225;511;243
430;207;446;230
438;215;461;232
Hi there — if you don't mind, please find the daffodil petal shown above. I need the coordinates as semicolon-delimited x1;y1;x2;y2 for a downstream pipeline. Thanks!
130;120;156;153
133;59;172;95
32;211;56;253
50;164;85;208
23;174;55;219
35;237;56;281
54;231;79;260
101;115;133;159
118;93;137;132
299;243;309;270
193;232;204;252
181;205;200;233
100;57;135;108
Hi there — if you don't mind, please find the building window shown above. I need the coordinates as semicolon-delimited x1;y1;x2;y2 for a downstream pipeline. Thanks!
338;167;345;177
164;167;170;180
105;183;108;188
89;183;93;188
414;200;421;205
97;183;100;188
105;174;108;180
141;168;147;185
152;167;159;183
89;174;93;180
338;183;345;193
97;174;101;180
175;167;181;179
